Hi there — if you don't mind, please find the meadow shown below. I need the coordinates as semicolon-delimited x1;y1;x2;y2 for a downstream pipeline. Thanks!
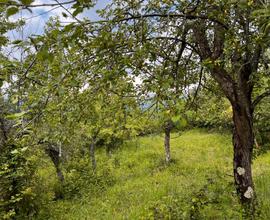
35;129;270;220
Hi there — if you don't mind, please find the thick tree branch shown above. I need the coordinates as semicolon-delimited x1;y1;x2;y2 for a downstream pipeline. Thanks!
212;66;236;103
191;21;236;102
192;21;212;59
213;23;225;59
251;45;262;73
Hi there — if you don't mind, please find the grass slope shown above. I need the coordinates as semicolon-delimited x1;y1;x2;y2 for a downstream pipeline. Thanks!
37;129;270;220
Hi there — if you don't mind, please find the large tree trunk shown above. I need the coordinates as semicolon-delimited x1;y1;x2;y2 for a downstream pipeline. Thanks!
90;138;96;170
191;9;261;210
232;101;254;203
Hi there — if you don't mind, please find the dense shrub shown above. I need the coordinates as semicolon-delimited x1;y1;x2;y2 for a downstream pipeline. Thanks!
144;177;244;220
0;143;38;219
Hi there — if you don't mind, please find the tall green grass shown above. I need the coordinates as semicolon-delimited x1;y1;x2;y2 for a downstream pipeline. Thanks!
36;129;270;220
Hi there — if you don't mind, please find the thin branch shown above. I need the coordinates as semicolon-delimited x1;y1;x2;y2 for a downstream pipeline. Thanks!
127;14;228;30
253;90;270;108
24;76;44;86
14;93;50;139
18;57;41;86
188;67;204;109
85;13;229;30
24;6;61;21
54;0;82;24
184;0;201;14
0;0;76;8
146;36;200;55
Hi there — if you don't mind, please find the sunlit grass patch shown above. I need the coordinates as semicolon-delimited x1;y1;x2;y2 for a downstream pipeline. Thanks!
36;129;270;220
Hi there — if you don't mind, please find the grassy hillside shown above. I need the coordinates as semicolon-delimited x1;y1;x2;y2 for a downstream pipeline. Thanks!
36;129;270;220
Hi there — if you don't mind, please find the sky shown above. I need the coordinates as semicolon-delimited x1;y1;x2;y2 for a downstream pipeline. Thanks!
5;0;110;58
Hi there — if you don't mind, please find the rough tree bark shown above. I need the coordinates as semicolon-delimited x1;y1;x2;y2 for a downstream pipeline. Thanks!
213;69;256;206
232;94;254;203
191;17;261;207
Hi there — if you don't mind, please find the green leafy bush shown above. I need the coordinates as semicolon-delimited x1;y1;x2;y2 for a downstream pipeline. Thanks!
144;177;244;220
0;143;38;219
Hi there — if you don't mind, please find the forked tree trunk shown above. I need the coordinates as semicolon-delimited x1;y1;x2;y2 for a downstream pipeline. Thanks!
191;14;261;210
232;102;254;204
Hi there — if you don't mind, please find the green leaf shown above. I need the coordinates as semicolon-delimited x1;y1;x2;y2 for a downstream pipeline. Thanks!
172;115;180;123
21;147;28;152
6;111;26;120
12;40;22;45
63;23;75;32
73;7;83;16
11;149;19;154
20;0;34;5
37;49;49;60
37;48;53;62
62;12;68;18
6;6;19;17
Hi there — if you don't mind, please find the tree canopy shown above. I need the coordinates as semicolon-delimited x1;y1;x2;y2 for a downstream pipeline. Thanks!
0;0;270;218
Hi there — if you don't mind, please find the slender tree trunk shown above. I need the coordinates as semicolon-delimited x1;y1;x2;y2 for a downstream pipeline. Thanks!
164;128;171;163
164;120;173;163
232;102;255;204
46;147;64;183
45;146;64;199
90;138;96;170
56;167;64;183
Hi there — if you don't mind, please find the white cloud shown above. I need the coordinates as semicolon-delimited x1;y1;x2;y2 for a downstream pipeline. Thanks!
7;0;111;40
4;0;110;59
